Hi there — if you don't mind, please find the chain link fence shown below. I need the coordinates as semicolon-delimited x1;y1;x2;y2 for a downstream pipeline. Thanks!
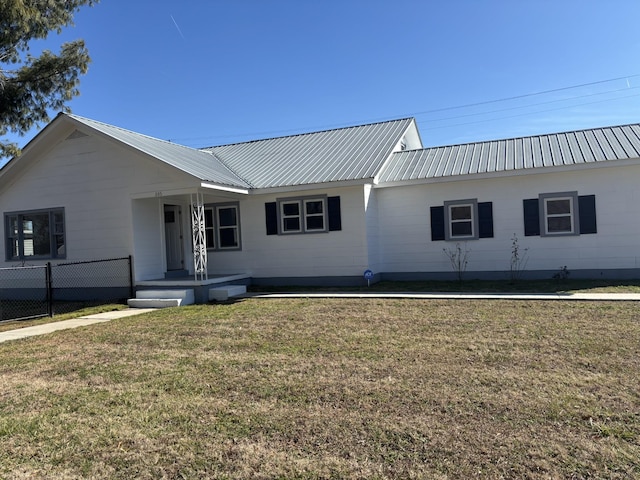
0;256;133;322
0;265;49;321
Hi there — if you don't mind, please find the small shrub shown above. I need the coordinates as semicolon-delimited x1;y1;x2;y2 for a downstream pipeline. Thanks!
553;266;570;281
443;243;470;282
509;234;529;283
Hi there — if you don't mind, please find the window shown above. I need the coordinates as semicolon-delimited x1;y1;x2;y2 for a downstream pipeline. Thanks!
281;200;302;233
448;202;474;238
304;199;325;231
265;196;342;236
523;192;597;237
543;196;574;234
204;203;240;250
5;208;65;260
217;205;239;249
431;200;493;241
279;196;327;234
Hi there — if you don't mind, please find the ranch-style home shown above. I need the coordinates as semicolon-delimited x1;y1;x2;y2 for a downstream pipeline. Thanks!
1;113;639;303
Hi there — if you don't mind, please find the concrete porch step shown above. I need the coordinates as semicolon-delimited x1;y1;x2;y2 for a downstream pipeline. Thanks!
209;285;247;301
127;298;183;308
127;288;195;308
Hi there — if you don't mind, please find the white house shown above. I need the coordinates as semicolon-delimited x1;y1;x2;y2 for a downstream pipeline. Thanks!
1;113;639;300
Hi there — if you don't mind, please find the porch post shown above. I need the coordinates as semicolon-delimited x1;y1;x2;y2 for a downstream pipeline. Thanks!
190;192;208;281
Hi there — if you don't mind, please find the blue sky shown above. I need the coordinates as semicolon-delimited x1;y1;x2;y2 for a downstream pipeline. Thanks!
5;0;640;159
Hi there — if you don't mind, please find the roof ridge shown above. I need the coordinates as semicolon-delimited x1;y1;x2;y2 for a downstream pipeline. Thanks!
202;117;414;149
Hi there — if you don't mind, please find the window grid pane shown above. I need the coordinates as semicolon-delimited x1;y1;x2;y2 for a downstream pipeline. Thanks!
304;199;325;231
281;201;302;232
450;205;472;221
544;197;574;234
204;208;215;249
5;209;64;260
216;206;239;248
449;203;474;238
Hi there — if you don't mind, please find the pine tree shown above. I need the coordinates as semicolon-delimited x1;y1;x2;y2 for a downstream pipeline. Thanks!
0;0;96;159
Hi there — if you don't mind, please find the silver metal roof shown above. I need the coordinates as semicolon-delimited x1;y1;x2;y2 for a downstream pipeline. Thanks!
378;123;640;183
67;114;251;189
204;118;413;189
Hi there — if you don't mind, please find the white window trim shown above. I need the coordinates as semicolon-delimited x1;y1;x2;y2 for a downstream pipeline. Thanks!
303;198;326;232
277;195;328;235
539;192;579;237
216;204;240;250
444;199;478;241
204;202;241;251
280;200;302;234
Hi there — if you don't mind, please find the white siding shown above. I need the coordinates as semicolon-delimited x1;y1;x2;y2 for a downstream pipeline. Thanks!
206;185;370;279
0;133;197;278
377;164;640;276
364;184;381;274
131;198;164;280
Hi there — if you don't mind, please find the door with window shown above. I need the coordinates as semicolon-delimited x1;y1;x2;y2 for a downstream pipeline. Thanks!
164;204;184;270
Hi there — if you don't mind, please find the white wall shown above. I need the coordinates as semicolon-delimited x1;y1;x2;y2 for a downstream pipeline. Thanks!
376;163;640;277
364;184;381;274
0;131;197;277
131;198;164;280
206;185;370;279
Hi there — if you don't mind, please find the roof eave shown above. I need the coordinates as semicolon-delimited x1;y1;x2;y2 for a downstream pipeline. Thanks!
375;156;640;188
249;178;373;195
200;182;250;195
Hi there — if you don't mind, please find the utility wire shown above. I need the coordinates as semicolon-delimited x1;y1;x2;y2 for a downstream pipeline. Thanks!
175;74;640;146
420;92;640;132
423;86;640;123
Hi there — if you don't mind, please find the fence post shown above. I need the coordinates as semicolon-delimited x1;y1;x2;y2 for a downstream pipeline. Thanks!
46;262;54;317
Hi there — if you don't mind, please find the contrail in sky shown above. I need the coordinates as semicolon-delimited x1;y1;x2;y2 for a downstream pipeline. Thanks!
170;15;185;39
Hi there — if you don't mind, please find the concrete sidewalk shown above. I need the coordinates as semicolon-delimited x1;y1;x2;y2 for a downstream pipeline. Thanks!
245;292;640;301
1;292;638;345
0;309;155;344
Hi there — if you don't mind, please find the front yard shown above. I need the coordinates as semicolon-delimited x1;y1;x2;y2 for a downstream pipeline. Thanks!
0;298;638;478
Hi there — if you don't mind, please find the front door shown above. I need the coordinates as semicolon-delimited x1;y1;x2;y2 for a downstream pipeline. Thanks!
164;204;184;271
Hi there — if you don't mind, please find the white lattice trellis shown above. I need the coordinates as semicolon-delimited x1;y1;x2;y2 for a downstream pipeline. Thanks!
190;193;208;281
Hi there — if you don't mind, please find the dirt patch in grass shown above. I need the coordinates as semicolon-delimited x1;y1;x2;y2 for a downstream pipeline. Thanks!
0;299;638;478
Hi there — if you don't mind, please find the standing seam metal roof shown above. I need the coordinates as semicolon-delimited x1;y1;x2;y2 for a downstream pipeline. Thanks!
66;114;251;189
378;123;640;183
204;118;413;189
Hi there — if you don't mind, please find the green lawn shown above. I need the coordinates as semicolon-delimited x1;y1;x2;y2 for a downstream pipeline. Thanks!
1;298;638;478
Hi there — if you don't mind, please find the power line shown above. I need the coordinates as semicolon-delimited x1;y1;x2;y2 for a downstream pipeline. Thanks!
175;74;640;146
420;92;640;132
408;74;640;116
422;86;640;123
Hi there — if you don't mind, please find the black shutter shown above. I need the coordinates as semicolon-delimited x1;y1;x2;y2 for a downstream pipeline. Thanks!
578;195;597;234
430;206;445;241
523;198;540;236
328;196;342;231
265;202;278;235
477;202;494;238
